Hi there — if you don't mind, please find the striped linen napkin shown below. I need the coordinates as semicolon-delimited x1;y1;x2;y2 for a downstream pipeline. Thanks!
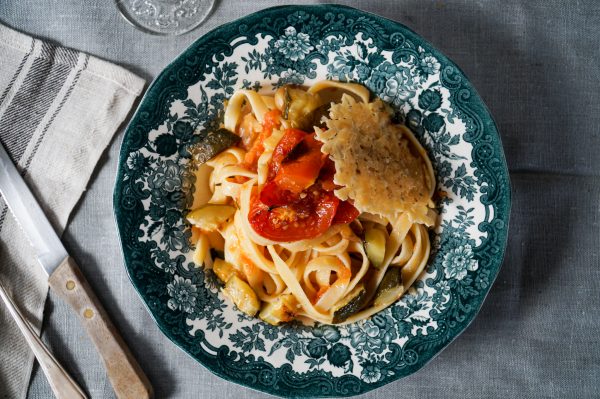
0;23;145;398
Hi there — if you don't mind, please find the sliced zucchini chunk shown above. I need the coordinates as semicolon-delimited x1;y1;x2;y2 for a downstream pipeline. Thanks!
187;204;235;231
192;234;209;267
223;275;260;316
332;283;368;324
274;86;322;131
259;294;299;326
364;227;387;268
373;267;404;307
189;128;240;164
213;258;239;284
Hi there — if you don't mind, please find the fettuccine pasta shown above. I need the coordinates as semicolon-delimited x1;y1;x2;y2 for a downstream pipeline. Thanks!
186;80;436;325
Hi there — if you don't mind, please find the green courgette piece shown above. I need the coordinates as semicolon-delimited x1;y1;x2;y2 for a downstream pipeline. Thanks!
213;258;239;284
189;128;240;164
373;267;404;307
223;275;260;317
364;227;387;268
259;294;299;326
282;87;291;120
279;86;322;130
332;283;368;324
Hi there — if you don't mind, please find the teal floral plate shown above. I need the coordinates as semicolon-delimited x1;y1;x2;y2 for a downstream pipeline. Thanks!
114;5;510;397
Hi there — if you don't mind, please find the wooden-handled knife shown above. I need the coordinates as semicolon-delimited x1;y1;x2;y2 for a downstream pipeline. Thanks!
0;141;153;399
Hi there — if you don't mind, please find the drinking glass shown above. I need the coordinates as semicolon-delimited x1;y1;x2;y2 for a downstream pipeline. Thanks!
116;0;215;36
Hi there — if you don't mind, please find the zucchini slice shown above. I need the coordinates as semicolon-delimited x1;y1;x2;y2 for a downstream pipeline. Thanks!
373;267;404;307
274;86;322;130
332;283;368;324
187;204;236;232
223;275;260;316
189;128;240;164
213;258;239;284
364;227;387;268
259;294;299;325
192;234;209;267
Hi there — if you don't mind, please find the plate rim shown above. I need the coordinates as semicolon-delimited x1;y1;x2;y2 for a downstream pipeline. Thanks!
113;4;511;397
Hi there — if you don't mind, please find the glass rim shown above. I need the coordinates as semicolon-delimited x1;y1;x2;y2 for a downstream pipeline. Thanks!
114;0;217;36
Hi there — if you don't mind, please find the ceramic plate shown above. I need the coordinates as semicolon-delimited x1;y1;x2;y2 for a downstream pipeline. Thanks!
114;5;510;397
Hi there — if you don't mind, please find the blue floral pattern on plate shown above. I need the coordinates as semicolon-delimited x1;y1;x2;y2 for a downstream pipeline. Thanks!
114;5;510;397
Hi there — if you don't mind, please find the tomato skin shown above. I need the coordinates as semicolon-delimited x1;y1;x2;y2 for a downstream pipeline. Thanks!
259;181;298;207
318;158;336;192
332;200;360;224
273;142;326;193
268;128;306;180
249;188;339;242
249;127;358;241
261;130;325;206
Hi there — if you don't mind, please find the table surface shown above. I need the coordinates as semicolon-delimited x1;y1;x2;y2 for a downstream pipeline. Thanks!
1;1;599;398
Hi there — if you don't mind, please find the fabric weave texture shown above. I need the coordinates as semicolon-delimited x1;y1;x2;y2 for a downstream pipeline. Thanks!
0;23;145;399
0;0;598;398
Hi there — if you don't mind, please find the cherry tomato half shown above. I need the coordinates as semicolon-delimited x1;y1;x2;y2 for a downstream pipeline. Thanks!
249;187;339;242
268;128;306;181
259;180;297;207
273;135;326;193
332;200;360;224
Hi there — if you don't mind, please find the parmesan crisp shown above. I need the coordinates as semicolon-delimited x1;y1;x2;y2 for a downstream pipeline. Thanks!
315;95;431;220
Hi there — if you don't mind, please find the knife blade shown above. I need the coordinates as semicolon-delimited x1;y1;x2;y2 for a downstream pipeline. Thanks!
0;141;152;399
0;143;67;275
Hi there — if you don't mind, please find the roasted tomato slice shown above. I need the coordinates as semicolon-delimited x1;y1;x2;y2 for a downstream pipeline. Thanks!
259;180;297;207
332;200;360;224
261;132;326;206
268;128;307;180
249;188;339;242
273;134;326;193
251;128;357;241
318;158;337;192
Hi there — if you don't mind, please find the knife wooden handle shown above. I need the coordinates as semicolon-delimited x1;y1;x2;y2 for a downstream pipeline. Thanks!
48;256;153;399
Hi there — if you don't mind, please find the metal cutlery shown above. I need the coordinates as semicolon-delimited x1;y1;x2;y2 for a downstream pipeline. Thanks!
0;281;87;399
0;141;153;399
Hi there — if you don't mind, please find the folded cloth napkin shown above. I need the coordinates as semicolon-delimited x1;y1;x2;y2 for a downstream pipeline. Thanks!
0;23;145;398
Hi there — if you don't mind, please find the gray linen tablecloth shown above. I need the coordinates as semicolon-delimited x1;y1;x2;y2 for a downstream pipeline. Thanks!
0;1;598;398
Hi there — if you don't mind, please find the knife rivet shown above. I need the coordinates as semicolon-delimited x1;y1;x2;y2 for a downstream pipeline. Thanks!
84;308;94;319
66;280;76;290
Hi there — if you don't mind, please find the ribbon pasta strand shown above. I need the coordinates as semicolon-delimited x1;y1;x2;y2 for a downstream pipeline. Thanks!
188;80;436;325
